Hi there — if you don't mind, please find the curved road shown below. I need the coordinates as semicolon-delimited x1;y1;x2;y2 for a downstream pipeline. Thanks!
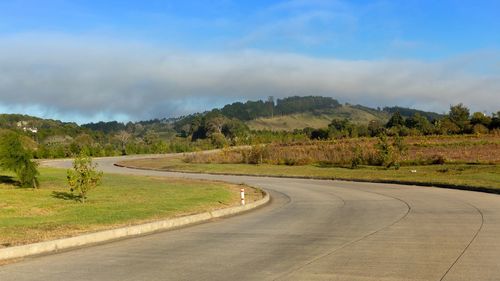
1;156;500;280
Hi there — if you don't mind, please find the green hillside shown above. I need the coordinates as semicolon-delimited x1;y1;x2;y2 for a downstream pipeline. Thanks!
247;105;390;131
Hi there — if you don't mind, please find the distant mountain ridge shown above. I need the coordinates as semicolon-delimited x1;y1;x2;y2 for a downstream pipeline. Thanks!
0;96;444;137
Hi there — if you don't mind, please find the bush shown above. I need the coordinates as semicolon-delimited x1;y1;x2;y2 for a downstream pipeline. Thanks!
210;133;228;149
430;154;446;165
473;124;489;135
350;146;363;169
375;134;394;168
67;153;103;203
374;134;407;169
0;130;40;188
392;134;407;169
17;158;40;188
243;145;270;164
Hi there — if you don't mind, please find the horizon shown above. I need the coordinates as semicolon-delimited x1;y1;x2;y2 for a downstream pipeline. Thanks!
0;0;499;123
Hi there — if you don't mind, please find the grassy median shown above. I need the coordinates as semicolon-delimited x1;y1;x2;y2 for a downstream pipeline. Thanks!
0;167;261;247
119;155;500;191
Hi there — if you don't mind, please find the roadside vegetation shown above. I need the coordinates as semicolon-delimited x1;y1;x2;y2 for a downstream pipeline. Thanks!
119;133;500;191
184;135;500;167
119;155;500;191
0;167;261;247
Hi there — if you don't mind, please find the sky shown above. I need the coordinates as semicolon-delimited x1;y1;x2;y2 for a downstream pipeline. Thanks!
0;0;499;123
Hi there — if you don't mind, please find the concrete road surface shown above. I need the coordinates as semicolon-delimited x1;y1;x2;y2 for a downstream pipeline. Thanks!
1;156;499;280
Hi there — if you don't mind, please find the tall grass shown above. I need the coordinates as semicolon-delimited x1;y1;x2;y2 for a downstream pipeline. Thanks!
184;135;500;167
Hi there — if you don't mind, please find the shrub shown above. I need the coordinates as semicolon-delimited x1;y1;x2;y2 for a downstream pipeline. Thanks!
375;134;394;168
0;130;40;188
373;134;408;169
210;133;228;149
392;134;407;169
430;154;446;165
473;124;489;135
67;153;103;203
16;158;40;188
283;158;298;166
350;145;363;169
243;145;270;164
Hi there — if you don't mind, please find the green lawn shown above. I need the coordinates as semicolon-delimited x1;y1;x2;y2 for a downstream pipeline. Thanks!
0;167;260;247
119;156;500;191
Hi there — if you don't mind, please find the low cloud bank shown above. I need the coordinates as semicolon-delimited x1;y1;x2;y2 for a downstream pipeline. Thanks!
0;34;498;122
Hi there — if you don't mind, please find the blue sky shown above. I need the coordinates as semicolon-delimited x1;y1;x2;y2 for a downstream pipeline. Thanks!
0;0;499;123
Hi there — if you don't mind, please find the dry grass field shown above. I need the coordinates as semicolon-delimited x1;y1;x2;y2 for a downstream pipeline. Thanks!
185;134;500;166
119;134;500;191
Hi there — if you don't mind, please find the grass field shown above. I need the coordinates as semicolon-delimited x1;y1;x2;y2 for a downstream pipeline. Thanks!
185;134;500;166
119;152;500;191
0;167;262;247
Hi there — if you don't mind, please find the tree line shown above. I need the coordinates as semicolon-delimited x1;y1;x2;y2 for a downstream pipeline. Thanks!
304;104;499;140
219;96;341;120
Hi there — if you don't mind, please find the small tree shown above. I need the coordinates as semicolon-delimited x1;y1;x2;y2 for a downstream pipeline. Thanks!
0;131;39;188
449;103;471;133
350;145;363;169
392;134;407;170
470;112;491;127
17;158;40;188
115;131;131;155
243;145;269;164
67;153;103;203
375;134;407;169
210;132;228;148
386;111;405;128
375;134;394;168
405;113;433;135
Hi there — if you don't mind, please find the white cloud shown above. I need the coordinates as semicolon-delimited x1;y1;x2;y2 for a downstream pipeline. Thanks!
0;34;498;123
234;0;356;48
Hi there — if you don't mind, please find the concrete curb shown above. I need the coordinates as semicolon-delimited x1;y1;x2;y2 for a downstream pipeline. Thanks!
0;191;269;261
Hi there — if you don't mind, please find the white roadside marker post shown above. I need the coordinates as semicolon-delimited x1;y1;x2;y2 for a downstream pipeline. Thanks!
240;188;245;205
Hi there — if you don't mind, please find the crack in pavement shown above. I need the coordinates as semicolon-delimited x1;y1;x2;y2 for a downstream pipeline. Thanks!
273;186;412;280
440;200;484;281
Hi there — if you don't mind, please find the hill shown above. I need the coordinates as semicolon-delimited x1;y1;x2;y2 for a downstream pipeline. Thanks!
247;104;391;131
0;114;83;141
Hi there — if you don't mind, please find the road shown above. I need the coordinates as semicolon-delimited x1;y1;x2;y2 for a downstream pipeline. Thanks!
1;156;500;280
